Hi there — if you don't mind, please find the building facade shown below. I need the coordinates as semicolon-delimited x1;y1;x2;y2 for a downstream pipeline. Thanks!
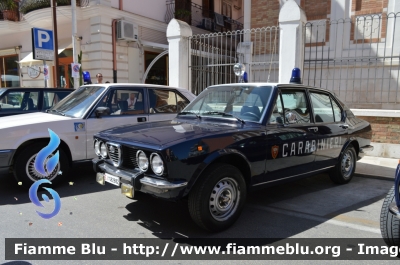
0;0;243;88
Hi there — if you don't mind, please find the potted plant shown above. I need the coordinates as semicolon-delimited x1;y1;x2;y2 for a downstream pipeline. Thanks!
174;9;191;23
0;0;19;21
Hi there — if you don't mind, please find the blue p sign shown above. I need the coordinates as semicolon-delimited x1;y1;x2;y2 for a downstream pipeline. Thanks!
33;28;54;50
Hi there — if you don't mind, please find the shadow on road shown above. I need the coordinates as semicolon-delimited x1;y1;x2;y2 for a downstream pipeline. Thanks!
0;165;115;206
121;173;391;239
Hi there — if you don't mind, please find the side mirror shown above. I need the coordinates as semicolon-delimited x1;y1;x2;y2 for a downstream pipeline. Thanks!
95;107;110;118
285;112;297;124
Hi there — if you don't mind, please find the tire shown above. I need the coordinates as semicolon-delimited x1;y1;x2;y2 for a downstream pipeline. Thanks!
13;143;70;188
329;145;356;184
188;163;247;232
380;186;400;247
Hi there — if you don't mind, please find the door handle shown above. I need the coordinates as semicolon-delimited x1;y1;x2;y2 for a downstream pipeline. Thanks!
137;117;147;122
340;124;349;129
308;127;318;132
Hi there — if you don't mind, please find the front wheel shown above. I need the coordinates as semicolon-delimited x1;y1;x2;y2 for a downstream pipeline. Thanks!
380;186;400;246
13;143;70;188
329;145;356;184
188;163;247;232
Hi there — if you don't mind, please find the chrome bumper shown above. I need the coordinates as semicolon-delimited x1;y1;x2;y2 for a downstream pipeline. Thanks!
359;145;374;153
93;159;188;199
358;145;374;160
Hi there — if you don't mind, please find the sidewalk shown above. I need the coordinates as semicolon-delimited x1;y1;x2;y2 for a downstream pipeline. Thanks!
355;156;398;180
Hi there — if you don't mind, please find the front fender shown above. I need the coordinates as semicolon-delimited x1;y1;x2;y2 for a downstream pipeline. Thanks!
0;124;86;161
182;148;251;197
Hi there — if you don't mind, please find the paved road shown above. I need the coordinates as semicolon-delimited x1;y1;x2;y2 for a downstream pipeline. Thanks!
0;165;396;265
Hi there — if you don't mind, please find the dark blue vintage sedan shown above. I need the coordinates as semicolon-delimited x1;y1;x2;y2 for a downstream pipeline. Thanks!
92;83;373;232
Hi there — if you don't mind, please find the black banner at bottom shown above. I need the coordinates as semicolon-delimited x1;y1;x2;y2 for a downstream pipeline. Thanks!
5;238;400;260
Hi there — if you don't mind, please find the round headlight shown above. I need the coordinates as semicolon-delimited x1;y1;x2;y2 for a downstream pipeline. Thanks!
150;153;164;176
136;150;149;171
94;140;101;156
100;142;108;158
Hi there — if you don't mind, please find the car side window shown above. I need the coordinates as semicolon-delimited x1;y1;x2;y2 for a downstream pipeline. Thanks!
149;89;181;113
310;92;335;123
43;91;70;110
93;88;145;117
331;98;342;122
281;90;311;123
0;91;39;111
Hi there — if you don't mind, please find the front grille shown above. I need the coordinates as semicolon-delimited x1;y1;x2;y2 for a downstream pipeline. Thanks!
121;146;138;169
106;142;121;167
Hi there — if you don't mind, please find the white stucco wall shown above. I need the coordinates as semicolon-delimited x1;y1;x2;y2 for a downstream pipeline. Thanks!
111;0;167;23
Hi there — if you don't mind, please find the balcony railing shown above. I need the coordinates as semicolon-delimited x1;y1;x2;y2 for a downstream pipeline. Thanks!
19;0;89;15
165;0;243;33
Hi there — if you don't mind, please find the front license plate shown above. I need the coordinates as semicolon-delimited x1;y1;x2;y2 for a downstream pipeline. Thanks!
104;173;120;186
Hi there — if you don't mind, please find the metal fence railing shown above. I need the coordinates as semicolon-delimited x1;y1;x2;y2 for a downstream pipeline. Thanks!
303;13;400;109
189;26;279;95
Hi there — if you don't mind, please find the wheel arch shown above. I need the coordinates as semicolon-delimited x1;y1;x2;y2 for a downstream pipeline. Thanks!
341;137;359;156
11;138;72;167
184;150;252;197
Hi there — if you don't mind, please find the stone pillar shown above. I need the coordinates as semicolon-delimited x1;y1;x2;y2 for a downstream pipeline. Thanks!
278;0;307;83
167;19;192;89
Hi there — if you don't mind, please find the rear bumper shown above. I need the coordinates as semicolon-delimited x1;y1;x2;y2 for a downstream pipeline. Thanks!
92;158;188;200
358;145;374;160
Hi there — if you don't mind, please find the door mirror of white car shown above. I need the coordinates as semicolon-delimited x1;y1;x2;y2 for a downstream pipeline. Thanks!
95;107;110;118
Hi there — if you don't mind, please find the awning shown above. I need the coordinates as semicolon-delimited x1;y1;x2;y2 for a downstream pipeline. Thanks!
140;40;168;50
0;48;17;56
18;39;72;66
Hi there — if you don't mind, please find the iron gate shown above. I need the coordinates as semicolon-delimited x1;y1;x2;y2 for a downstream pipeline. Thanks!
189;26;280;95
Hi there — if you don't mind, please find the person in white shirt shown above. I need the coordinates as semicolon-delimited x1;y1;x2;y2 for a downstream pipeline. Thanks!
127;93;137;109
96;73;103;84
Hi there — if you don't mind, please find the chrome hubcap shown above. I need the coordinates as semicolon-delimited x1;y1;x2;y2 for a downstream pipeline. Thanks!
25;154;60;182
341;150;354;179
209;177;240;221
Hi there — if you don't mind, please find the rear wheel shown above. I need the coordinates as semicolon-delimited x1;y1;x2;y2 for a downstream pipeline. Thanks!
380;186;400;246
188;163;247;232
329;145;356;184
13;143;70;188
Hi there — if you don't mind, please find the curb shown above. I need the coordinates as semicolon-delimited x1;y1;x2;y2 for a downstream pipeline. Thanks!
354;172;394;181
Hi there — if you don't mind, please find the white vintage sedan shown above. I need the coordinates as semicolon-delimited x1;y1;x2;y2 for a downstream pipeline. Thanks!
0;84;195;187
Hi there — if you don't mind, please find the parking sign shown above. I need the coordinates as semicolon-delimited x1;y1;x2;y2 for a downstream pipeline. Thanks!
32;28;54;61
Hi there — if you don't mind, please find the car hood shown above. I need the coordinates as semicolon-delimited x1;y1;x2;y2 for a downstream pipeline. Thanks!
97;119;250;147
0;112;71;129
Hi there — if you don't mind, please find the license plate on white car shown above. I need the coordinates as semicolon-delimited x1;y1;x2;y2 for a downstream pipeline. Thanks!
104;173;120;186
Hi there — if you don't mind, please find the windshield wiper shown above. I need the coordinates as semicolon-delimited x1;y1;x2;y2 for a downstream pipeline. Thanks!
203;111;245;124
178;111;201;119
51;109;65;116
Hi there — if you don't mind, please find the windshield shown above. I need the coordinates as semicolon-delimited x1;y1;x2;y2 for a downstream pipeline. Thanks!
0;88;6;97
50;86;106;118
180;85;273;122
